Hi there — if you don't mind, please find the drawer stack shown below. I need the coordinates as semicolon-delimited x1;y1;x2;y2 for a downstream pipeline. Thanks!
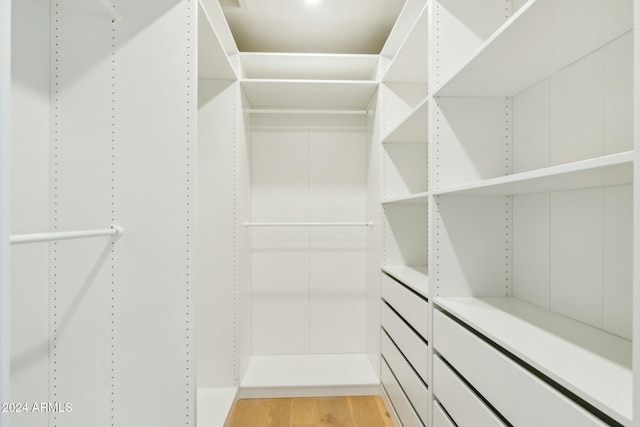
432;306;612;427
380;272;429;427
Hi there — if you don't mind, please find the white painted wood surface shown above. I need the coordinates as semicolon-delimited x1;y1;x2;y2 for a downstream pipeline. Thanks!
434;309;610;427
381;359;424;427
381;303;429;383
382;265;429;299
433;355;506;427
435;297;632;424
382;273;429;339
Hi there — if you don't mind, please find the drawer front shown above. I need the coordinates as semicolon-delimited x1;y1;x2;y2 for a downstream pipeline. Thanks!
382;359;424;427
433;310;608;427
433;355;507;427
433;401;456;427
381;273;429;339
381;302;429;382
381;330;429;424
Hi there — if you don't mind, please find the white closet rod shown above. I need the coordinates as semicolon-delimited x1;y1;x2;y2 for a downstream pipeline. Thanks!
10;225;123;245
245;222;373;227
247;108;368;115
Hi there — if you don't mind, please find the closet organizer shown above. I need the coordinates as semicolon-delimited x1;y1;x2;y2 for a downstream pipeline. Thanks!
4;0;640;427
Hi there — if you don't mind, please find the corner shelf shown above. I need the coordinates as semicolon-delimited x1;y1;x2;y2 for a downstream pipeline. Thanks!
382;265;429;299
382;192;429;204
434;151;633;196
197;0;237;80
434;0;633;97
381;1;429;83
435;296;632;426
382;97;428;143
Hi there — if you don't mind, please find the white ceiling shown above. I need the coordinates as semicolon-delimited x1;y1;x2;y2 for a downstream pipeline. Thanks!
220;0;406;54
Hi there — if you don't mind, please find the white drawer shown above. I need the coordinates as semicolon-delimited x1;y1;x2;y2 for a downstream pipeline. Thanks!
382;358;424;427
434;310;609;427
433;401;456;427
433;355;507;427
381;330;429;425
381;273;429;340
381;302;429;383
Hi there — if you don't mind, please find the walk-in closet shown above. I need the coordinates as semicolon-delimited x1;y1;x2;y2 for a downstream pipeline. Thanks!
2;0;638;426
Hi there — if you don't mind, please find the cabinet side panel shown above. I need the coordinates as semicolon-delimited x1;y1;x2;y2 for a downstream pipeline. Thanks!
197;80;236;387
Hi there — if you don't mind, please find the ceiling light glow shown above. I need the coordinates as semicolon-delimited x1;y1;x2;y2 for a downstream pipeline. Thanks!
305;0;321;5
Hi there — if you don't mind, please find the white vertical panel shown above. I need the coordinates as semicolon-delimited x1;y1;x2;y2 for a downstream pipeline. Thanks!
513;194;550;309
238;87;253;380
196;80;236;387
434;195;510;297
251;114;310;354
309;116;366;353
550;189;603;328
603;185;633;339
434;97;510;189
550;49;604;165
603;32;633;155
115;0;197;425
433;0;510;88
513;79;550;174
0;0;10;422
49;0;113;425
365;92;382;375
9;0;50;425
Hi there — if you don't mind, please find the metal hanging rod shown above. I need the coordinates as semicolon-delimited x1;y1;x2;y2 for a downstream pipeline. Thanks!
10;225;123;245
245;222;373;227
246;108;369;115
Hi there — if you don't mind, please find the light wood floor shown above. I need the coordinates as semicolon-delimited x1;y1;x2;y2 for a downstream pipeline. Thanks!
225;396;395;427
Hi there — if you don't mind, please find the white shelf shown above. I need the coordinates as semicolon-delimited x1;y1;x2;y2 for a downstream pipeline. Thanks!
240;354;379;389
380;0;428;60
434;151;633;196
382;97;428;143
434;0;633;96
435;296;632;425
382;265;429;299
239;53;378;81
196;388;237;427
382;192;429;204
240;79;379;109
197;1;237;80
382;1;429;83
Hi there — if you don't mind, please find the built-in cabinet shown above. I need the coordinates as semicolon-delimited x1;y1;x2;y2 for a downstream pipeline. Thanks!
4;0;639;426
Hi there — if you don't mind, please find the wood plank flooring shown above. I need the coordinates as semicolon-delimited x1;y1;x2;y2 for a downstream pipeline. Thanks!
225;396;395;427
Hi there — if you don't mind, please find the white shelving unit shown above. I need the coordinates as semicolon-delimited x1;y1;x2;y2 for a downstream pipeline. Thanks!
381;265;429;299
198;0;236;80
430;0;635;426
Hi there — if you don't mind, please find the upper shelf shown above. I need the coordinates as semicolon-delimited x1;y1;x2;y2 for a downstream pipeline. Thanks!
382;97;428;143
198;1;237;80
380;0;428;60
434;0;633;97
381;1;429;83
382;191;429;204
435;296;632;426
435;151;633;196
241;80;378;110
239;53;378;81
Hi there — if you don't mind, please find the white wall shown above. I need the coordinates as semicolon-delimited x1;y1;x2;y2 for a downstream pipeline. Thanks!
251;113;368;356
9;0;50;425
9;0;198;425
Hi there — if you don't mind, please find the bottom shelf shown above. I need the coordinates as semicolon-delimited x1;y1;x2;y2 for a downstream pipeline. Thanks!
240;354;379;396
434;296;632;425
196;388;238;427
